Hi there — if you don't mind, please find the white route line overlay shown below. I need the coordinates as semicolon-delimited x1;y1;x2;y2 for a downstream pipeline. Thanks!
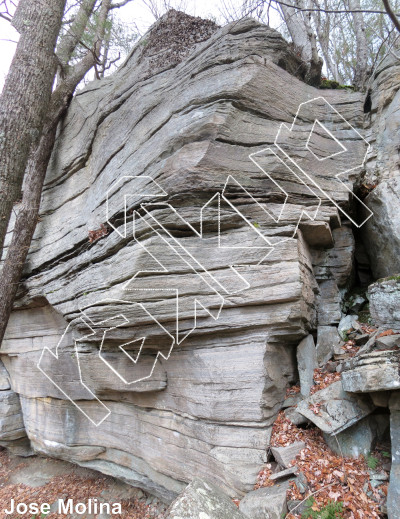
37;96;372;426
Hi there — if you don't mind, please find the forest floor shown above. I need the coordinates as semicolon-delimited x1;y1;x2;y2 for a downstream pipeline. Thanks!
0;450;167;519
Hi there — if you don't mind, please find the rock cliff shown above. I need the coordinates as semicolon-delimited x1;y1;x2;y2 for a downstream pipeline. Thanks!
1;10;394;509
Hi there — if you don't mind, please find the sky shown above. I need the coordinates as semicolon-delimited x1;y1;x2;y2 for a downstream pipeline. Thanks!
0;0;282;92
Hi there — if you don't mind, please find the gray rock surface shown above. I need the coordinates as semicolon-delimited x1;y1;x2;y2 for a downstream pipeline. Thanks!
1;11;368;501
0;360;10;390
338;314;359;340
376;333;400;350
342;350;400;392
166;479;246;519
0;389;26;442
270;442;305;468
297;335;316;396
388;393;400;519
311;226;355;326
369;278;400;331
239;481;290;519
284;407;309;426
316;325;342;365
296;380;375;434
363;179;400;279
363;54;400;278
323;417;376;458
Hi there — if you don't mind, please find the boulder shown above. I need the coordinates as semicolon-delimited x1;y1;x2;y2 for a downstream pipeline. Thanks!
0;360;10;390
239;481;290;519
376;333;400;350
316;325;343;365
166;479;246;519
362;53;400;279
296;381;375;434
297;335;317;397
1;10;368;500
338;314;359;341
284;407;309;426
341;350;400;393
362;180;400;279
323;417;376;458
369;278;400;331
270;442;305;469
269;466;297;481
0;389;27;442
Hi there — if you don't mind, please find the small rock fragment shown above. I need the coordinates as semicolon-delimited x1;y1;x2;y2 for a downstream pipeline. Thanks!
316;326;343;365
284;407;310;426
297;335;317;397
239;481;290;519
269;466;297;481
338;315;359;340
271;442;305;469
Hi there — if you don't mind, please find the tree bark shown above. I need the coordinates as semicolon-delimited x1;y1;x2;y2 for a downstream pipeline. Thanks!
56;0;97;71
0;0;114;344
0;112;64;345
279;0;323;85
0;0;66;254
382;0;400;34
350;0;369;90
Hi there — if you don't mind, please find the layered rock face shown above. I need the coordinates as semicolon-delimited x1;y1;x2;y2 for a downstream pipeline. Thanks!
363;55;400;278
1;12;368;501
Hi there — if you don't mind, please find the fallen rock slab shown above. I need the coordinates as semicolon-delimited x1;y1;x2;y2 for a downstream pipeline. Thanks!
316;325;343;365
269;466;297;481
0;361;10;390
296;380;375;434
284;407;310;426
376;333;400;350
297;335;317;396
341;350;400;392
166;479;247;519
323;417;376;458
338;315;358;341
271;442;305;468
239;481;290;519
362;178;400;279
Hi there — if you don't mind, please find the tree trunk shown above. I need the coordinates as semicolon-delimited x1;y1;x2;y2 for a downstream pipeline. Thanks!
0;0;66;254
0;0;114;344
0;113;63;345
56;0;97;71
349;0;369;90
279;0;323;85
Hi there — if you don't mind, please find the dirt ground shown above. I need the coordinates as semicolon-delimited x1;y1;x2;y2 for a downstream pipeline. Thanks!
0;449;167;519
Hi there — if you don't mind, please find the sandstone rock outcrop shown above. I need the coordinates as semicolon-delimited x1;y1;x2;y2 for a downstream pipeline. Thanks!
0;10;372;502
363;55;400;278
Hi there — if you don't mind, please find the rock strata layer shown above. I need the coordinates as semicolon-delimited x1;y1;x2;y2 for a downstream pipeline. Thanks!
1;12;368;500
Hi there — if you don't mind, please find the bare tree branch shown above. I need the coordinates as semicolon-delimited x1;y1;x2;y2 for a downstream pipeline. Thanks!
382;0;400;33
110;0;135;9
56;0;98;68
273;0;394;15
0;12;11;21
